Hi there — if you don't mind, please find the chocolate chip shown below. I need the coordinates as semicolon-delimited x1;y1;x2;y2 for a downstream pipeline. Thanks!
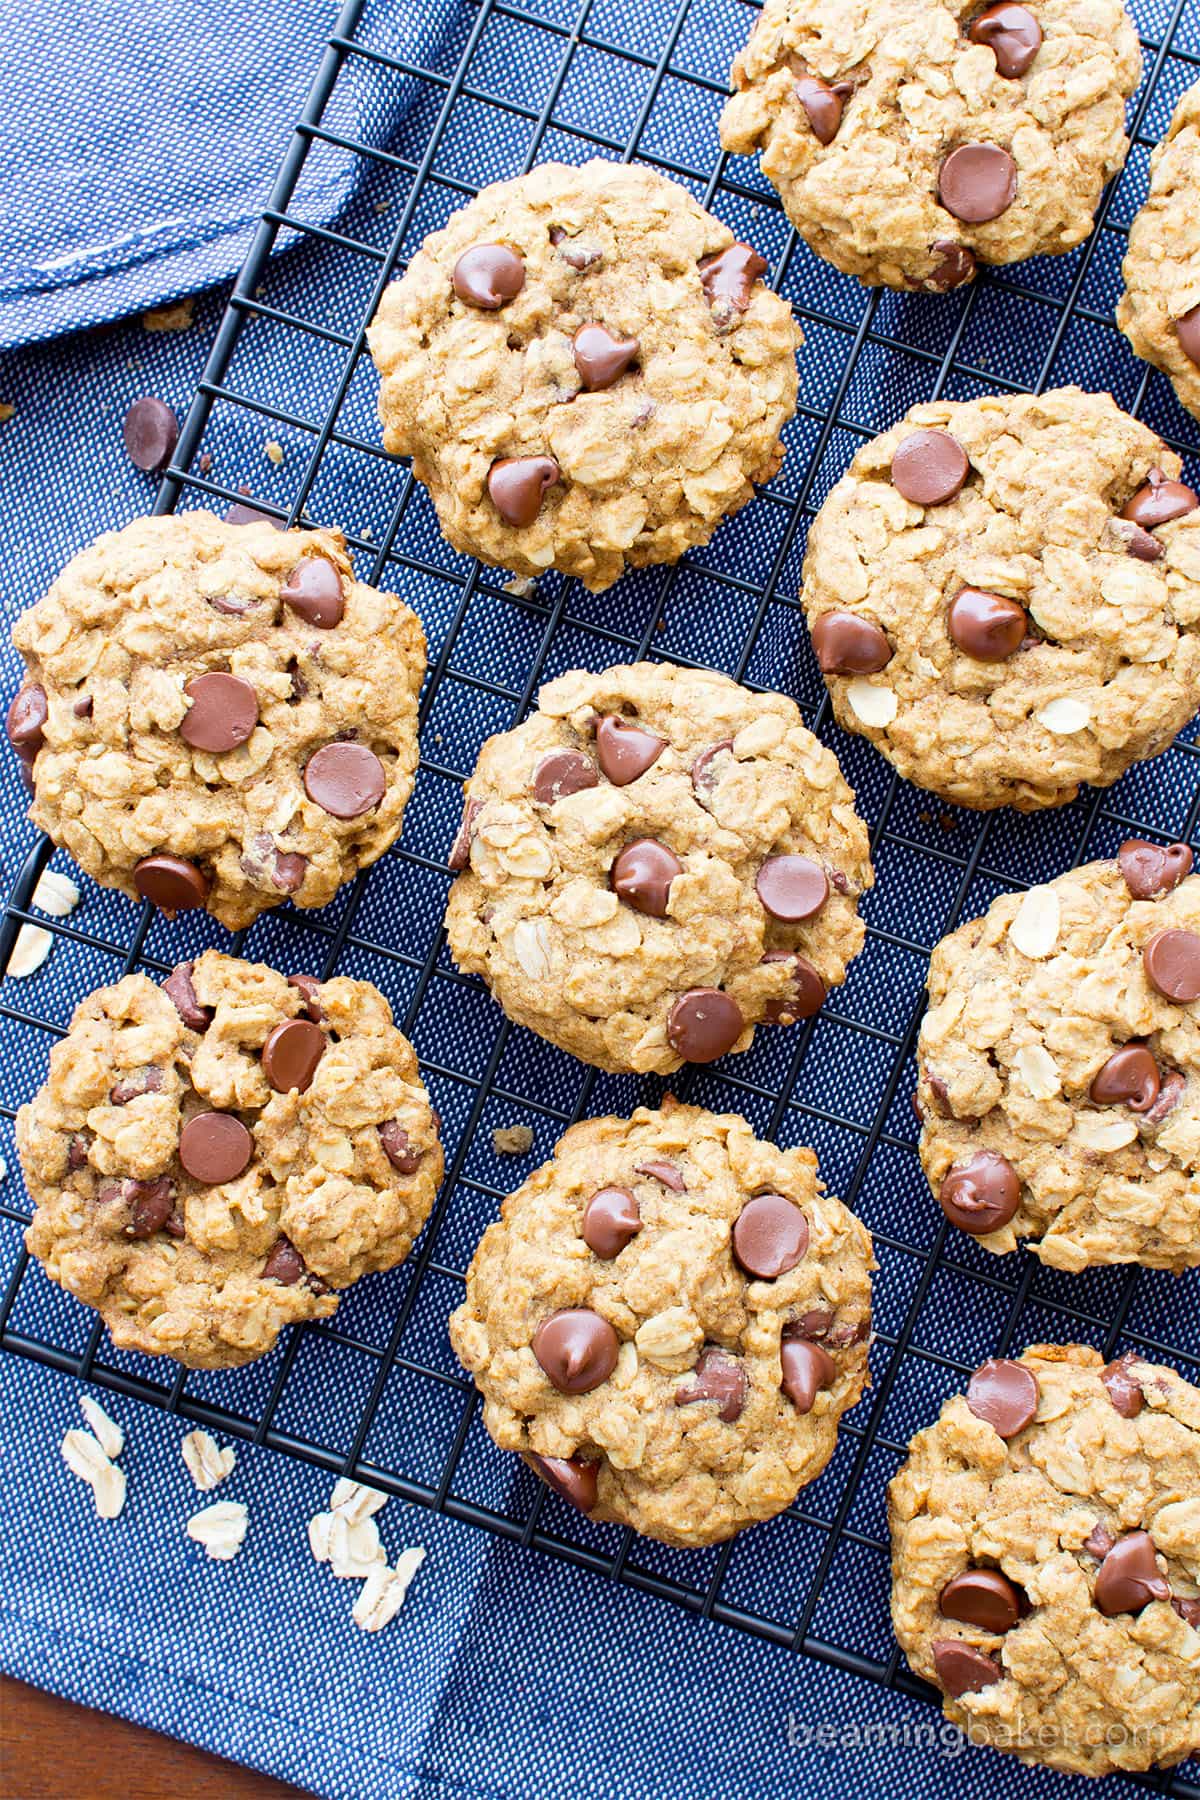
378;1120;424;1174
164;1208;186;1240
1173;1595;1200;1627
452;244;525;309
1118;839;1193;899
531;1309;619;1394
732;1193;809;1280
179;671;259;753
810;612;892;675
1094;1531;1170;1615
281;556;345;628
610;838;682;917
162;961;211;1030
124;1177;176;1239
572;323;639;390
1122;521;1164;562
487;455;559;527
633;1159;685;1192
533;748;597;803
270;849;307;893
288;973;324;1021
938;143;1017;223
67;1136;90;1172
1143;1069;1185;1125
698;244;768;317
939;1568;1025;1633
947;588;1028;661
932;1640;1004;1697
794;1309;834;1340
6;684;47;762
891;430;969;506
794;75;844;144
925;240;977;291
526;1453;598;1512
1089;1044;1159;1112
1084;1521;1115;1559
675;1347;748;1423
761;951;826;1024
1100;1353;1144;1419
123;397;178;473
109;1067;163;1105
938;1151;1021;1235
1143;928;1200;1002
262;1017;325;1093
303;742;386;818
1177;306;1200;367
134;853;210;914
179;1112;253;1184
262;1235;306;1284
595;715;666;785
225;500;281;529
780;1335;835;1412
968;3;1043;77
1122;467;1198;529
73;695;93;718
666;988;743;1063
449;798;482;870
966;1358;1039;1437
582;1186;642;1258
756;855;829;922
690;738;734;797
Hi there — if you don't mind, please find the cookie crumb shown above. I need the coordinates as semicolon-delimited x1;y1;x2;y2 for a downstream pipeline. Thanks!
492;1125;533;1156
198;452;213;475
264;440;284;467
503;575;538;598
0;402;13;423
143;298;194;333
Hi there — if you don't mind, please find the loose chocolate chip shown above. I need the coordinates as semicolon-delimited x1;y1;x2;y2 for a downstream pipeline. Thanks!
179;671;259;754
810;612;892;675
526;1453;598;1512
968;3;1043;77
966;1358;1039;1438
1122;467;1199;529
134;853;210;914
780;1335;835;1412
281;556;345;629
262;1017;326;1093
263;1235;306;1284
1094;1531;1170;1616
533;748;597;803
109;1067;163;1105
452;244;526;309
448;798;482;871
666;988;743;1063
932;1640;1004;1698
1101;1353;1144;1419
938;1151;1021;1235
1084;1521;1115;1559
732;1193;809;1280
756;855;829;922
582;1186;642;1258
123;397;179;473
179;1112;254;1184
690;738;735;798
124;1177;176;1239
595;715;666;785
1173;1595;1200;1627
938;143;1018;224
162;961;212;1031
891;430;969;506
939;1569;1025;1633
1118;838;1193;899
379;1119;424;1174
1089;1044;1160;1112
698;244;768;315
572;323;640;390
532;1309;619;1394
1144;1069;1186;1125
6;684;47;762
761;950;826;1024
1177;306;1200;367
947;588;1028;661
675;1347;748;1423
1143;928;1200;1002
634;1159;686;1192
288;973;324;1021
488;455;559;527
794;75;844;145
225;501;282;529
925;240;977;291
610;838;682;918
303;742;386;818
271;850;307;893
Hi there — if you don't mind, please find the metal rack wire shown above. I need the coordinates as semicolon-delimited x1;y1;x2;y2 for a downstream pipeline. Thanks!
1;0;1197;1785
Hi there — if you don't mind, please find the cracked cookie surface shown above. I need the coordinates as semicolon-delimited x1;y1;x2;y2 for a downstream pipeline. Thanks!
917;850;1199;1271
18;952;443;1369
443;661;872;1074
1118;81;1200;423
367;160;800;592
719;0;1140;290
7;512;425;929
451;1099;874;1547
800;387;1200;810
890;1344;1200;1776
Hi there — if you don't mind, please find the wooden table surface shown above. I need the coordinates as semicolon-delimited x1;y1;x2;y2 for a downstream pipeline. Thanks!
1;1677;308;1799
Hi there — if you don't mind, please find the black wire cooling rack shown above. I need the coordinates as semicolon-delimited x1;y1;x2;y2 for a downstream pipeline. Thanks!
1;0;1199;1785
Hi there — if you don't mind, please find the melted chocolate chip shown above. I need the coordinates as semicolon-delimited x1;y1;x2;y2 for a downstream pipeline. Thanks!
794;75;844;144
698;244;767;318
633;1159;685;1192
533;748;597;803
690;738;734;797
947;588;1028;661
134;854;210;915
595;715;666;785
891;430;969;506
1177;306;1200;367
281;557;345;628
755;855;829;922
262;1235;306;1284
452;244;525;309
1117;839;1193;900
925;240;977;291
109;1067;163;1106
448;798;482;871
1143;928;1200;1002
526;1453;598;1512
666;988;743;1063
938;143;1018;224
1093;1531;1170;1616
1121;468;1198;529
932;1640;1004;1697
6;684;47;762
261;1018;325;1093
675;1347;748;1423
379;1120;424;1174
287;973;324;1021
610;838;682;917
1143;1069;1186;1125
968;3;1042;78
761;951;826;1024
732;1194;809;1280
582;1187;642;1258
572;323;639;390
180;672;259;754
162;961;211;1031
938;1151;1021;1234
179;1112;253;1184
810;612;892;675
1089;1044;1160;1112
303;742;386;818
488;456;559;527
939;1568;1025;1633
124;1177;176;1239
1100;1353;1144;1419
532;1309;619;1394
966;1358;1039;1437
780;1335;835;1412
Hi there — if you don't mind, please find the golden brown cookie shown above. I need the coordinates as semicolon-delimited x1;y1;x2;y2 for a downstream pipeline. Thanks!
1118;81;1200;422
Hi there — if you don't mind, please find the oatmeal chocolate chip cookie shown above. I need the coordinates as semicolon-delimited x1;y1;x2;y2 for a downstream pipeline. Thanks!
916;850;1199;1271
7;512;425;929
17;952;443;1369
720;0;1140;291
443;661;873;1074
367;161;801;592
889;1344;1200;1777
1118;82;1200;423
450;1099;874;1547
800;388;1200;810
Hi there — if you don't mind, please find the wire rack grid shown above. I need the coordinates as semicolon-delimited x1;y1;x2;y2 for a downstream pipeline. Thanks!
1;0;1198;1786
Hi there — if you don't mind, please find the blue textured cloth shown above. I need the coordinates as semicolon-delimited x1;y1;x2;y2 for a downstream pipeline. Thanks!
1;0;1199;1797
